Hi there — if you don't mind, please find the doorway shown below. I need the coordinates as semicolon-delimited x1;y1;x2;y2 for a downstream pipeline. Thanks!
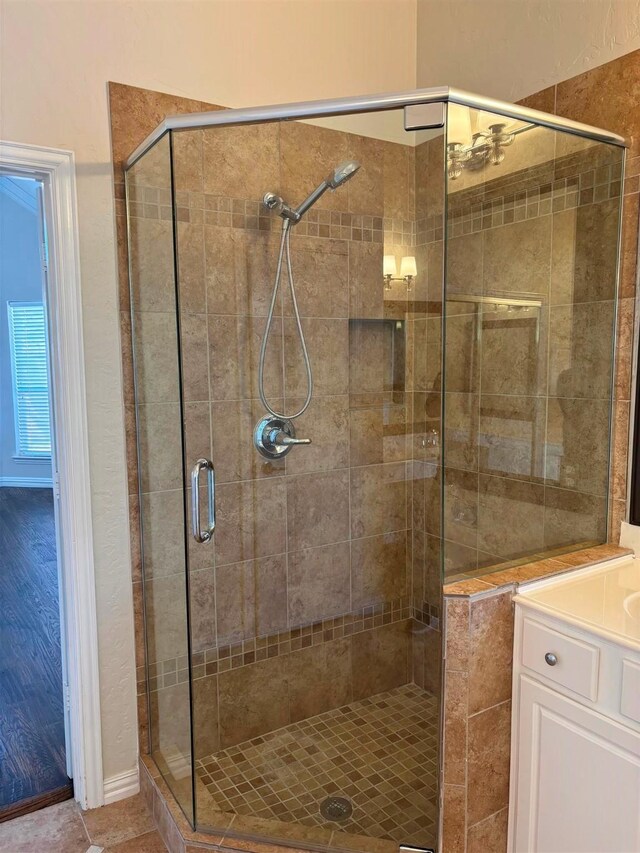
0;173;72;820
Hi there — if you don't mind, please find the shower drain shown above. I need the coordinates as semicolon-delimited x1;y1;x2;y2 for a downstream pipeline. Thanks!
319;796;353;821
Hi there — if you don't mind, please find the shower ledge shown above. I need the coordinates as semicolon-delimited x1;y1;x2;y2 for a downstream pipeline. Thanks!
442;543;632;599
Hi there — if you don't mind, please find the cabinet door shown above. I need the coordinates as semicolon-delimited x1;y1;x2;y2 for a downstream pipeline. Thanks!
513;675;640;852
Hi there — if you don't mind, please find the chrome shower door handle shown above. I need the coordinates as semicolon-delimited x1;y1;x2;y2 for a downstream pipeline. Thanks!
191;458;215;543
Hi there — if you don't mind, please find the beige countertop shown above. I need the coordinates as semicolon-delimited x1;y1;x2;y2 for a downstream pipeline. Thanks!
515;552;640;651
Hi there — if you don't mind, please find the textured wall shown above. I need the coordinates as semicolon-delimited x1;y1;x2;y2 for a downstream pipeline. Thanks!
416;0;640;102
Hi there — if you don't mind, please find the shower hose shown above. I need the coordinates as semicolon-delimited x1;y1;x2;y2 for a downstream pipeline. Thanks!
258;219;313;421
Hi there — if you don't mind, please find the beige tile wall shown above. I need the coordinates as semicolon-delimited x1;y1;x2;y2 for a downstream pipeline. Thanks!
441;591;514;853
110;82;225;755
117;87;445;769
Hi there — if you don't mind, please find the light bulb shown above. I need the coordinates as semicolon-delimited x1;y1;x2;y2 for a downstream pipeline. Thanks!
400;256;417;278
383;255;397;277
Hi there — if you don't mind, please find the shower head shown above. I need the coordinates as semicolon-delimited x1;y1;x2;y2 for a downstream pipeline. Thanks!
326;160;361;189
294;160;361;219
263;161;362;225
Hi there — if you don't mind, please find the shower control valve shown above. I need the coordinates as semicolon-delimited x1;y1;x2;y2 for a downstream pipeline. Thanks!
254;415;311;459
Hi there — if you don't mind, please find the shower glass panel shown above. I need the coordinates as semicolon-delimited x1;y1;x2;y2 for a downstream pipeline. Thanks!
442;104;624;581
170;108;445;851
126;134;195;824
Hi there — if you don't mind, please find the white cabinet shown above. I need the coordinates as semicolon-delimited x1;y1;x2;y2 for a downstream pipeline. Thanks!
509;569;640;853
512;674;640;852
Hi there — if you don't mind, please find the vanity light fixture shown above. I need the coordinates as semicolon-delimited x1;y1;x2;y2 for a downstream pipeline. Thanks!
446;108;520;179
383;254;417;291
447;123;516;180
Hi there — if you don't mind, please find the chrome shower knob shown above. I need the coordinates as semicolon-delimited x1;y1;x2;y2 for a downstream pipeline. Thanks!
254;415;311;459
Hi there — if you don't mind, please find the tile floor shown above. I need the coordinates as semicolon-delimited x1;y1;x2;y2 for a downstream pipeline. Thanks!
0;792;167;853
196;683;439;850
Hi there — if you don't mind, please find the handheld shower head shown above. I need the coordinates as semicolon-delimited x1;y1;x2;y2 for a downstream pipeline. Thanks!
294;160;361;219
263;160;362;224
258;160;361;430
326;160;361;189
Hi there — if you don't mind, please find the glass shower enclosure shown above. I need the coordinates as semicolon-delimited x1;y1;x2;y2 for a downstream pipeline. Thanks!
125;89;625;852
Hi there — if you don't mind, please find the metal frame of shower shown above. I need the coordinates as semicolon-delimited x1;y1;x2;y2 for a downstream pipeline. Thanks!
124;84;629;850
125;85;627;169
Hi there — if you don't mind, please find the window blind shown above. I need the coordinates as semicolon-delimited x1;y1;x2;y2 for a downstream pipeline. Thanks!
7;302;52;458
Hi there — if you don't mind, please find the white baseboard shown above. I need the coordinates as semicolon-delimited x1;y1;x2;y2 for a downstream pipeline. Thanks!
103;767;139;805
163;748;192;781
0;476;53;488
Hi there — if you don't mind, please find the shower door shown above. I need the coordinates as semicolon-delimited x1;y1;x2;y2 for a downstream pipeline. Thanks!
169;109;446;851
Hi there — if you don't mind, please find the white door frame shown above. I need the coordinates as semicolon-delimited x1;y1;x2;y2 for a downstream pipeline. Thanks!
0;140;104;809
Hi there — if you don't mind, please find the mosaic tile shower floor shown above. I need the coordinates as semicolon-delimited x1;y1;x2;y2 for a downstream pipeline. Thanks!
196;683;439;849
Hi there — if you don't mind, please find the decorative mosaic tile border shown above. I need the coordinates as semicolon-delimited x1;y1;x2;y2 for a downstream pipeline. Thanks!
127;184;419;247
446;155;622;235
142;597;416;694
137;594;441;697
446;170;621;238
137;598;441;694
450;153;622;209
414;599;441;630
415;213;445;246
126;154;621;256
128;179;616;246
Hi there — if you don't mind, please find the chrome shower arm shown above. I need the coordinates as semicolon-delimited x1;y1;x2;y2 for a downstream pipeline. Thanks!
294;180;329;218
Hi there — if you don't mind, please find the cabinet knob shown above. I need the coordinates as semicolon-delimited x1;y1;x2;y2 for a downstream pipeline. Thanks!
545;652;558;667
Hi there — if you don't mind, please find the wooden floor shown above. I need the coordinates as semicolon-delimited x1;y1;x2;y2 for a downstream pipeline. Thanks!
0;487;71;820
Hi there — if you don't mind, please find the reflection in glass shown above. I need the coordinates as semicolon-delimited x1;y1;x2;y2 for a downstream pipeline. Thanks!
443;103;623;579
